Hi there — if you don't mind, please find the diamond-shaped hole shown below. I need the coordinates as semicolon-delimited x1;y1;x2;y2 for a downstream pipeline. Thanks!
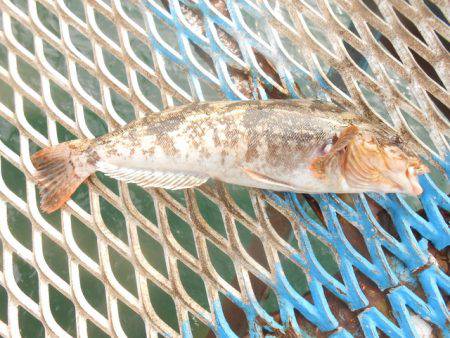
166;189;186;206
0;43;7;67
18;306;45;338
361;0;384;19
154;16;179;52
147;280;179;332
136;73;163;110
189;41;216;76
42;235;69;283
83;107;108;138
206;240;239;290
103;49;128;86
118;300;146;337
249;273;281;321
43;41;67;77
87;320;109;338
307;232;341;282
265;203;297;250
2;159;26;201
100;197;128;244
70;180;91;213
423;0;448;25
236;220;269;270
36;2;60;38
343;41;374;77
435;32;450;53
129;35;155;69
0;284;6;323
178;261;209;311
279;253;309;295
94;10;120;44
8;205;32;250
393;8;426;44
71;216;99;263
11;18;34;53
64;0;86;21
109;247;137;297
96;171;119;195
189;312;210;337
50;82;75;119
227;184;256;219
199;78;224;101
401;109;439;154
166;209;198;258
336;214;371;261
80;266;107;317
49;285;76;336
13;253;39;302
357;82;394;125
195;190;227;239
17;58;41;94
366;196;401;241
121;0;145;27
129;184;157;224
303;16;335;54
69;25;93;61
409;48;445;89
328;0;360;37
239;6;270;45
24;98;47;137
11;0;28;13
110;89;136;123
163;58;191;95
0;79;14;112
218;292;248;336
76;65;101;103
318;60;349;96
427;91;449;121
368;25;402;62
137;227;168;277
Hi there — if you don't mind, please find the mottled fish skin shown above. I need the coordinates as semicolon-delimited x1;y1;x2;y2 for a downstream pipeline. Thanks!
93;99;377;192
31;98;429;213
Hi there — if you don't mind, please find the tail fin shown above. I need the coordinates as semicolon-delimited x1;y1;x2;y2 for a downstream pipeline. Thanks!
31;139;96;213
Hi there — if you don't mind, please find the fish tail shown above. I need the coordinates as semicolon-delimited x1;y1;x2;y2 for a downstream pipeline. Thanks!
31;139;97;213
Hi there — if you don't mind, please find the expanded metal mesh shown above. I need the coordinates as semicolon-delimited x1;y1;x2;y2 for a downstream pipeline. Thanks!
0;0;448;337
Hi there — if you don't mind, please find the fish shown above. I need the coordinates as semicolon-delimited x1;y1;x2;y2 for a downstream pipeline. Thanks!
31;99;429;213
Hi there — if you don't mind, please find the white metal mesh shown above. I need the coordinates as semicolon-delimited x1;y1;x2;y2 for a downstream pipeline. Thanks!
0;0;448;337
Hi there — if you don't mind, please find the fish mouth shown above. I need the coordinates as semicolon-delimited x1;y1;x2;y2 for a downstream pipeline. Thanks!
405;164;429;196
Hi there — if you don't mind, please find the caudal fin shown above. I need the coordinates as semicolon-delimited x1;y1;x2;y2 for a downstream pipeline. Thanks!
31;139;96;213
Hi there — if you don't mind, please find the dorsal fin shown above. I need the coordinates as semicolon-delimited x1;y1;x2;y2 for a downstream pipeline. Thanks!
97;162;209;190
310;125;360;177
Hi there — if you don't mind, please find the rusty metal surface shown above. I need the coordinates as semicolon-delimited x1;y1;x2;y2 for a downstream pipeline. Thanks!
0;0;448;337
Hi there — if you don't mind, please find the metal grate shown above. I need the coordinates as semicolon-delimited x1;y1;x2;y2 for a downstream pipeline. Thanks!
0;0;448;337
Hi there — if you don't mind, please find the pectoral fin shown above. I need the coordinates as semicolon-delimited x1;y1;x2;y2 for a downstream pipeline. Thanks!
310;125;360;177
241;167;295;190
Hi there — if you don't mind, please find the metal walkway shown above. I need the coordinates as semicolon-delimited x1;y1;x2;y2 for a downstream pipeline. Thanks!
0;0;448;336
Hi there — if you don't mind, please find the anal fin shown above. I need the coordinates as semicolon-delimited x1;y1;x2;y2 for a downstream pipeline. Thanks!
241;167;295;190
97;162;209;190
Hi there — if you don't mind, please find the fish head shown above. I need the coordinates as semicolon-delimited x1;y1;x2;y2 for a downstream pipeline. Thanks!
343;133;429;195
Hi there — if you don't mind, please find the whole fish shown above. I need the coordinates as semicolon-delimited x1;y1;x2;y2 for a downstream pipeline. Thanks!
32;99;428;213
